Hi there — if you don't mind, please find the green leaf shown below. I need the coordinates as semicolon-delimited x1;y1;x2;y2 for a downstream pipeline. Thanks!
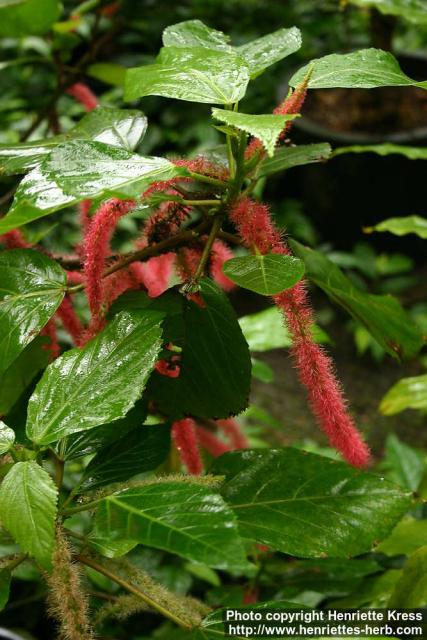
382;434;426;491
290;49;427;90
0;249;66;375
87;63;127;87
0;461;57;570
0;142;182;233
0;337;49;415
0;107;147;175
377;518;427;556
290;240;424;360
238;307;328;352
366;215;427;240
348;0;427;24
237;27;302;78
146;280;252;420
0;422;14;454
162;20;231;51
26;310;163;445
222;253;305;295
0;569;11;611
380;374;427;415
125;47;250;104
211;448;411;558
388;546;427;607
332;143;427;162
80;424;171;491
95;481;250;571
212;109;295;157
257;143;332;177
0;0;61;36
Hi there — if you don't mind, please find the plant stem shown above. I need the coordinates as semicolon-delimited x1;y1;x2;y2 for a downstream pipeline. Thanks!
55;457;65;490
76;554;194;630
192;216;223;283
187;171;227;189
62;497;102;516
180;199;220;207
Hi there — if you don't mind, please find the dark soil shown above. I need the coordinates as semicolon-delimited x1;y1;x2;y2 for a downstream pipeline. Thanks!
302;86;427;134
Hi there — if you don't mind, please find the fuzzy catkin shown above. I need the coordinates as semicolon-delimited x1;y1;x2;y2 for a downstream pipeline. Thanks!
210;240;236;291
196;426;230;457
66;83;98;111
172;418;203;475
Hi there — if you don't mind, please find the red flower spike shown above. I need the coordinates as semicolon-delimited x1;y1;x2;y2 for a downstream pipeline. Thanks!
196;426;230;457
41;319;60;360
79;200;92;235
66;271;85;285
155;359;181;378
216;418;249;449
0;229;31;249
56;297;84;346
177;246;203;280
66;83;98;111
172;419;203;475
210;240;236;292
83;198;135;322
230;197;371;468
130;253;175;298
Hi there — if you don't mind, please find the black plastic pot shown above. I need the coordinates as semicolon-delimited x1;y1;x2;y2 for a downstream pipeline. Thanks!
270;54;427;257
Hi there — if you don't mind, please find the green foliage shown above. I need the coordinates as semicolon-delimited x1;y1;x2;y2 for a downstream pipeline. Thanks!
366;215;427;239
257;143;332;177
0;0;61;36
0;422;15;454
222;253;305;295
380;374;427;415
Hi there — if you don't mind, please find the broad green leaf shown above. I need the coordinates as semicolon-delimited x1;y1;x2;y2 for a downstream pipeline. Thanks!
212;108;295;157
238;307;328;352
0;249;66;375
380;374;427;415
388;546;427;607
382;434;426;491
0;337;49;415
366;215;427;240
333;143;427;162
290;240;424;360
211;448;411;558
0;461;57;569
95;481;250;571
0;107;148;175
0;570;10;611
88;536;137;559
162;20;231;51
378;518;427;556
290;49;427;90
0;142;182;233
0;422;14;455
87;63;127;87
222;253;305;295
257;143;331;177
125;47;250;104
80;424;171;491
237;27;302;78
26;310;163;445
0;0;61;36
146;280;252;420
251;357;275;383
348;0;427;24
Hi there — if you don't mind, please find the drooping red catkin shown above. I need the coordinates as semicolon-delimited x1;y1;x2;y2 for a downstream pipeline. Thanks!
83;198;135;321
196;426;230;457
0;229;31;249
230;197;371;467
216;418;249;449
177;246;203;281
210;240;236;292
56;297;84;346
78;200;92;235
66;271;85;285
172;419;203;475
129;253;175;298
41;319;60;360
66;83;98;111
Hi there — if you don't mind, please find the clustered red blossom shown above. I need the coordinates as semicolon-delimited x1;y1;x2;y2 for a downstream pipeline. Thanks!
66;83;98;111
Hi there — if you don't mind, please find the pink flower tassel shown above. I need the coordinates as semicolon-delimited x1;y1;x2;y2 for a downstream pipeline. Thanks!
0;230;31;249
216;418;249;449
129;253;175;298
41;319;60;360
210;240;236;291
196;426;230;457
172;419;203;475
56;297;84;346
230;197;370;468
66;83;98;111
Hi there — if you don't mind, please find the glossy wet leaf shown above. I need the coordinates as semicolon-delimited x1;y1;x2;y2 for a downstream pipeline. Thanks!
237;26;302;78
26;310;163;445
147;280;252;420
211;448;411;558
388;546;427;607
366;215;427;240
0;337;49;415
0;249;66;375
212;109;295;157
333;143;427;162
162;19;231;51
378;518;427;556
222;254;305;295
0;570;10;611
290;49;427;90
382;434;426;492
348;0;427;24
95;481;250;571
0;107;147;175
125;47;250;104
0;461;57;570
80;424;171;491
87;63;127;87
238;307;328;352
257;143;331;177
0;0;61;36
380;374;427;415
291;240;424;360
0;422;14;454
